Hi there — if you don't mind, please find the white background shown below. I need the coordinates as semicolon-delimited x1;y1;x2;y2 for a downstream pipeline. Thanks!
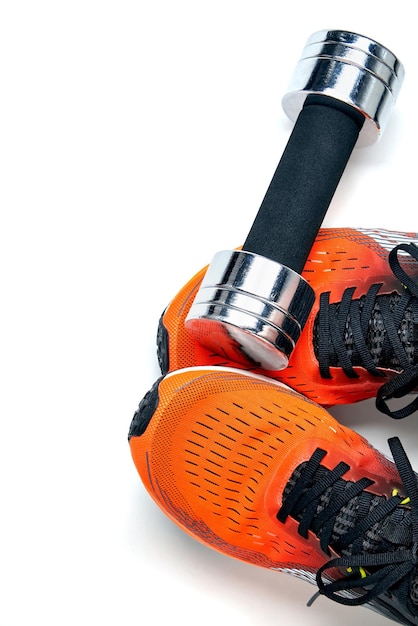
1;2;417;625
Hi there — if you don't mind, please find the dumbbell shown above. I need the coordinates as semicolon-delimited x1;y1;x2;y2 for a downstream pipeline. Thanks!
184;29;405;371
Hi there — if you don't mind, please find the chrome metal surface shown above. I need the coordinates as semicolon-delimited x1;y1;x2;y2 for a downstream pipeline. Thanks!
282;29;405;146
185;250;315;370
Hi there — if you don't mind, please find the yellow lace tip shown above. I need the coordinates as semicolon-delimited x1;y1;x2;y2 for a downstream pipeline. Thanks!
391;488;410;505
346;566;367;579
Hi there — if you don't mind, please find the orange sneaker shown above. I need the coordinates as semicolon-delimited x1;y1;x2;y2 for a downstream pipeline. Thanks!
157;228;418;418
129;366;418;623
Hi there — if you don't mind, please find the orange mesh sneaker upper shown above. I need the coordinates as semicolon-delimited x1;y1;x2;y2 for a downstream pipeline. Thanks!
129;366;418;621
157;228;418;411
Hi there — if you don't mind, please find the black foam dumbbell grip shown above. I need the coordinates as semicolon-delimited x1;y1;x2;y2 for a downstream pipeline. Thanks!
242;94;365;275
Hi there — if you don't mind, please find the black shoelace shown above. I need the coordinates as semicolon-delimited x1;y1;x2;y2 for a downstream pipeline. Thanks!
316;243;418;419
277;437;418;620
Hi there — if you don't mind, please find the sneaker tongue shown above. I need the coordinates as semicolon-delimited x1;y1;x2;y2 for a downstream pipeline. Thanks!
284;462;418;607
314;292;418;370
284;462;412;557
367;295;418;369
281;438;418;616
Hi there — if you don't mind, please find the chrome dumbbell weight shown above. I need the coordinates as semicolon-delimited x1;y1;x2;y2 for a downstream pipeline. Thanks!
185;29;404;371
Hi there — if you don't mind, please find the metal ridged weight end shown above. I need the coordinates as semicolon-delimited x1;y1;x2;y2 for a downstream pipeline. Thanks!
282;29;405;146
185;250;315;371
